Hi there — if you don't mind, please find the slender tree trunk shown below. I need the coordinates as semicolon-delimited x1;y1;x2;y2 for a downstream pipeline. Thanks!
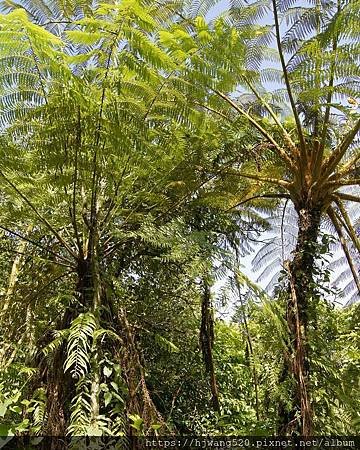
0;225;32;366
200;280;220;412
278;205;321;436
89;241;102;431
235;276;260;421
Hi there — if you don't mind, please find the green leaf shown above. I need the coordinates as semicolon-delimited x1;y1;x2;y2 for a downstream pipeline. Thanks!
86;425;103;436
0;399;12;418
128;414;143;431
154;334;180;353
66;30;102;46
64;312;97;379
103;366;113;378
110;382;119;392
9;406;21;414
0;424;14;437
104;392;112;408
14;419;29;433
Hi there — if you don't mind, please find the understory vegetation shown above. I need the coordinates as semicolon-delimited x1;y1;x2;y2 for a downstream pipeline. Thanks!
0;0;359;447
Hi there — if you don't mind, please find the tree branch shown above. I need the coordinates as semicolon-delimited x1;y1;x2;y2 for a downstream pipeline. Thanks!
226;193;290;211
327;178;360;188
226;169;293;189
71;107;84;259
271;0;306;156
335;192;360;203
334;198;360;253
194;101;234;123
242;76;298;154
0;170;77;259
214;89;297;171
321;119;360;179
319;4;339;155
329;150;360;181
0;224;74;266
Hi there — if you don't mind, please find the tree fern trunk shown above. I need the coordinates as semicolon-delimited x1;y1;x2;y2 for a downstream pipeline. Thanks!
42;308;74;446
200;280;220;412
278;206;321;436
42;254;99;443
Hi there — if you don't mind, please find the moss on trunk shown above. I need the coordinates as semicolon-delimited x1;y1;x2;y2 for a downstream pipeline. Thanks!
278;205;321;436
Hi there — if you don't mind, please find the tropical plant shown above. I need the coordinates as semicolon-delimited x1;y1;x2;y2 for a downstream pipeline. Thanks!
0;0;359;443
160;0;360;434
0;0;262;439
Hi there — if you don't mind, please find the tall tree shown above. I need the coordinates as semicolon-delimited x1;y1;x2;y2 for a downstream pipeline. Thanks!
163;0;360;435
0;0;201;438
0;0;261;439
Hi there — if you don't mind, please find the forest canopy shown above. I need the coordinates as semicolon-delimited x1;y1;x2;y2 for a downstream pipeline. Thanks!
0;0;359;448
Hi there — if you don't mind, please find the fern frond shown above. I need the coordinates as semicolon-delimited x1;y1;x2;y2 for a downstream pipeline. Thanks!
64;312;97;379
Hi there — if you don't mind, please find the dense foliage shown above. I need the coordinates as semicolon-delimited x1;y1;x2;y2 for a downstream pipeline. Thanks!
0;0;358;447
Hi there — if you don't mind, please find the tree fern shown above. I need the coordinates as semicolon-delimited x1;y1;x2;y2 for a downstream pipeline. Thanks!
64;312;96;379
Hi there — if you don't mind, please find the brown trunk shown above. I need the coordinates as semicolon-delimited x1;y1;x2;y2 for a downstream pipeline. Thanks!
38;256;96;446
235;275;260;421
278;206;321;436
200;280;220;412
115;307;165;443
40;308;74;447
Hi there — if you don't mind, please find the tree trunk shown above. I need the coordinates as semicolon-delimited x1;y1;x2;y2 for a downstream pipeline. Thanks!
40;255;98;445
41;308;74;446
278;206;321;436
0;225;33;366
115;307;165;445
200;280;220;412
234;275;260;421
